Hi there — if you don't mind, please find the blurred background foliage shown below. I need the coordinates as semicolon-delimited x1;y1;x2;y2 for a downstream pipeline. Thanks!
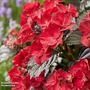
0;0;29;90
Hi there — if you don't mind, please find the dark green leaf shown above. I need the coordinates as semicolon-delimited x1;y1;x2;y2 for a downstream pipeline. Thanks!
62;61;77;71
64;29;82;45
66;0;80;10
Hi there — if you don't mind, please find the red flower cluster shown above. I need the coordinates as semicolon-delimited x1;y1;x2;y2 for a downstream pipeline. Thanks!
80;12;90;48
8;47;46;90
7;0;80;90
16;0;78;65
45;58;90;90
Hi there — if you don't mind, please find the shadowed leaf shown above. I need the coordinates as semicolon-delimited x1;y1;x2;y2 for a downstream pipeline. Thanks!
64;29;82;45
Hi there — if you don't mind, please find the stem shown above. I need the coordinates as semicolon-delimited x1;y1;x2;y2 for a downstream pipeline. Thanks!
54;48;60;53
58;63;66;67
67;45;76;61
58;45;70;61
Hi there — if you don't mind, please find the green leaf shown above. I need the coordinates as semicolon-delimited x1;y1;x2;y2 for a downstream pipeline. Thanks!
62;61;77;71
63;0;70;3
64;29;82;45
39;0;45;4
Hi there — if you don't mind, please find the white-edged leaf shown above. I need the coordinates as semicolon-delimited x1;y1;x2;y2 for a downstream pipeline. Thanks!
64;29;82;45
78;46;90;60
80;0;90;12
28;54;59;79
0;45;16;63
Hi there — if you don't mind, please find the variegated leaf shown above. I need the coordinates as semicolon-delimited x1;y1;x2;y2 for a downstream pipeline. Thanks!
77;46;90;60
80;0;90;12
0;45;16;63
28;54;60;79
64;29;82;45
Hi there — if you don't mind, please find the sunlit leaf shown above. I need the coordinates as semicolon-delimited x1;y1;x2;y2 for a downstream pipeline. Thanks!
0;45;16;63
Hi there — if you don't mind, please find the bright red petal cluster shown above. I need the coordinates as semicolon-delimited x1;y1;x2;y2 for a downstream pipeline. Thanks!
15;0;78;65
45;58;90;90
7;0;80;90
8;47;46;90
79;12;90;48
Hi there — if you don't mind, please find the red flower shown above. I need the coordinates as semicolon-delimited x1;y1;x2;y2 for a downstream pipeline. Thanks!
25;71;46;90
8;66;21;78
13;46;31;68
9;28;20;37
58;4;67;13
79;13;90;48
8;66;26;90
37;14;53;29
40;24;63;48
52;13;75;31
43;0;63;5
80;32;90;48
31;71;46;89
11;76;26;90
86;12;90;18
60;83;76;90
30;38;53;65
45;69;63;90
18;23;36;44
79;19;90;33
61;70;72;83
58;4;79;17
66;4;79;17
73;70;87;88
20;13;28;26
20;1;40;26
77;58;89;73
86;70;90;80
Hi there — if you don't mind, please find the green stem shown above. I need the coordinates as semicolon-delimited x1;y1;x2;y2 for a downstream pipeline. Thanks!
54;48;60;53
67;45;76;61
58;63;66;67
58;45;70;61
